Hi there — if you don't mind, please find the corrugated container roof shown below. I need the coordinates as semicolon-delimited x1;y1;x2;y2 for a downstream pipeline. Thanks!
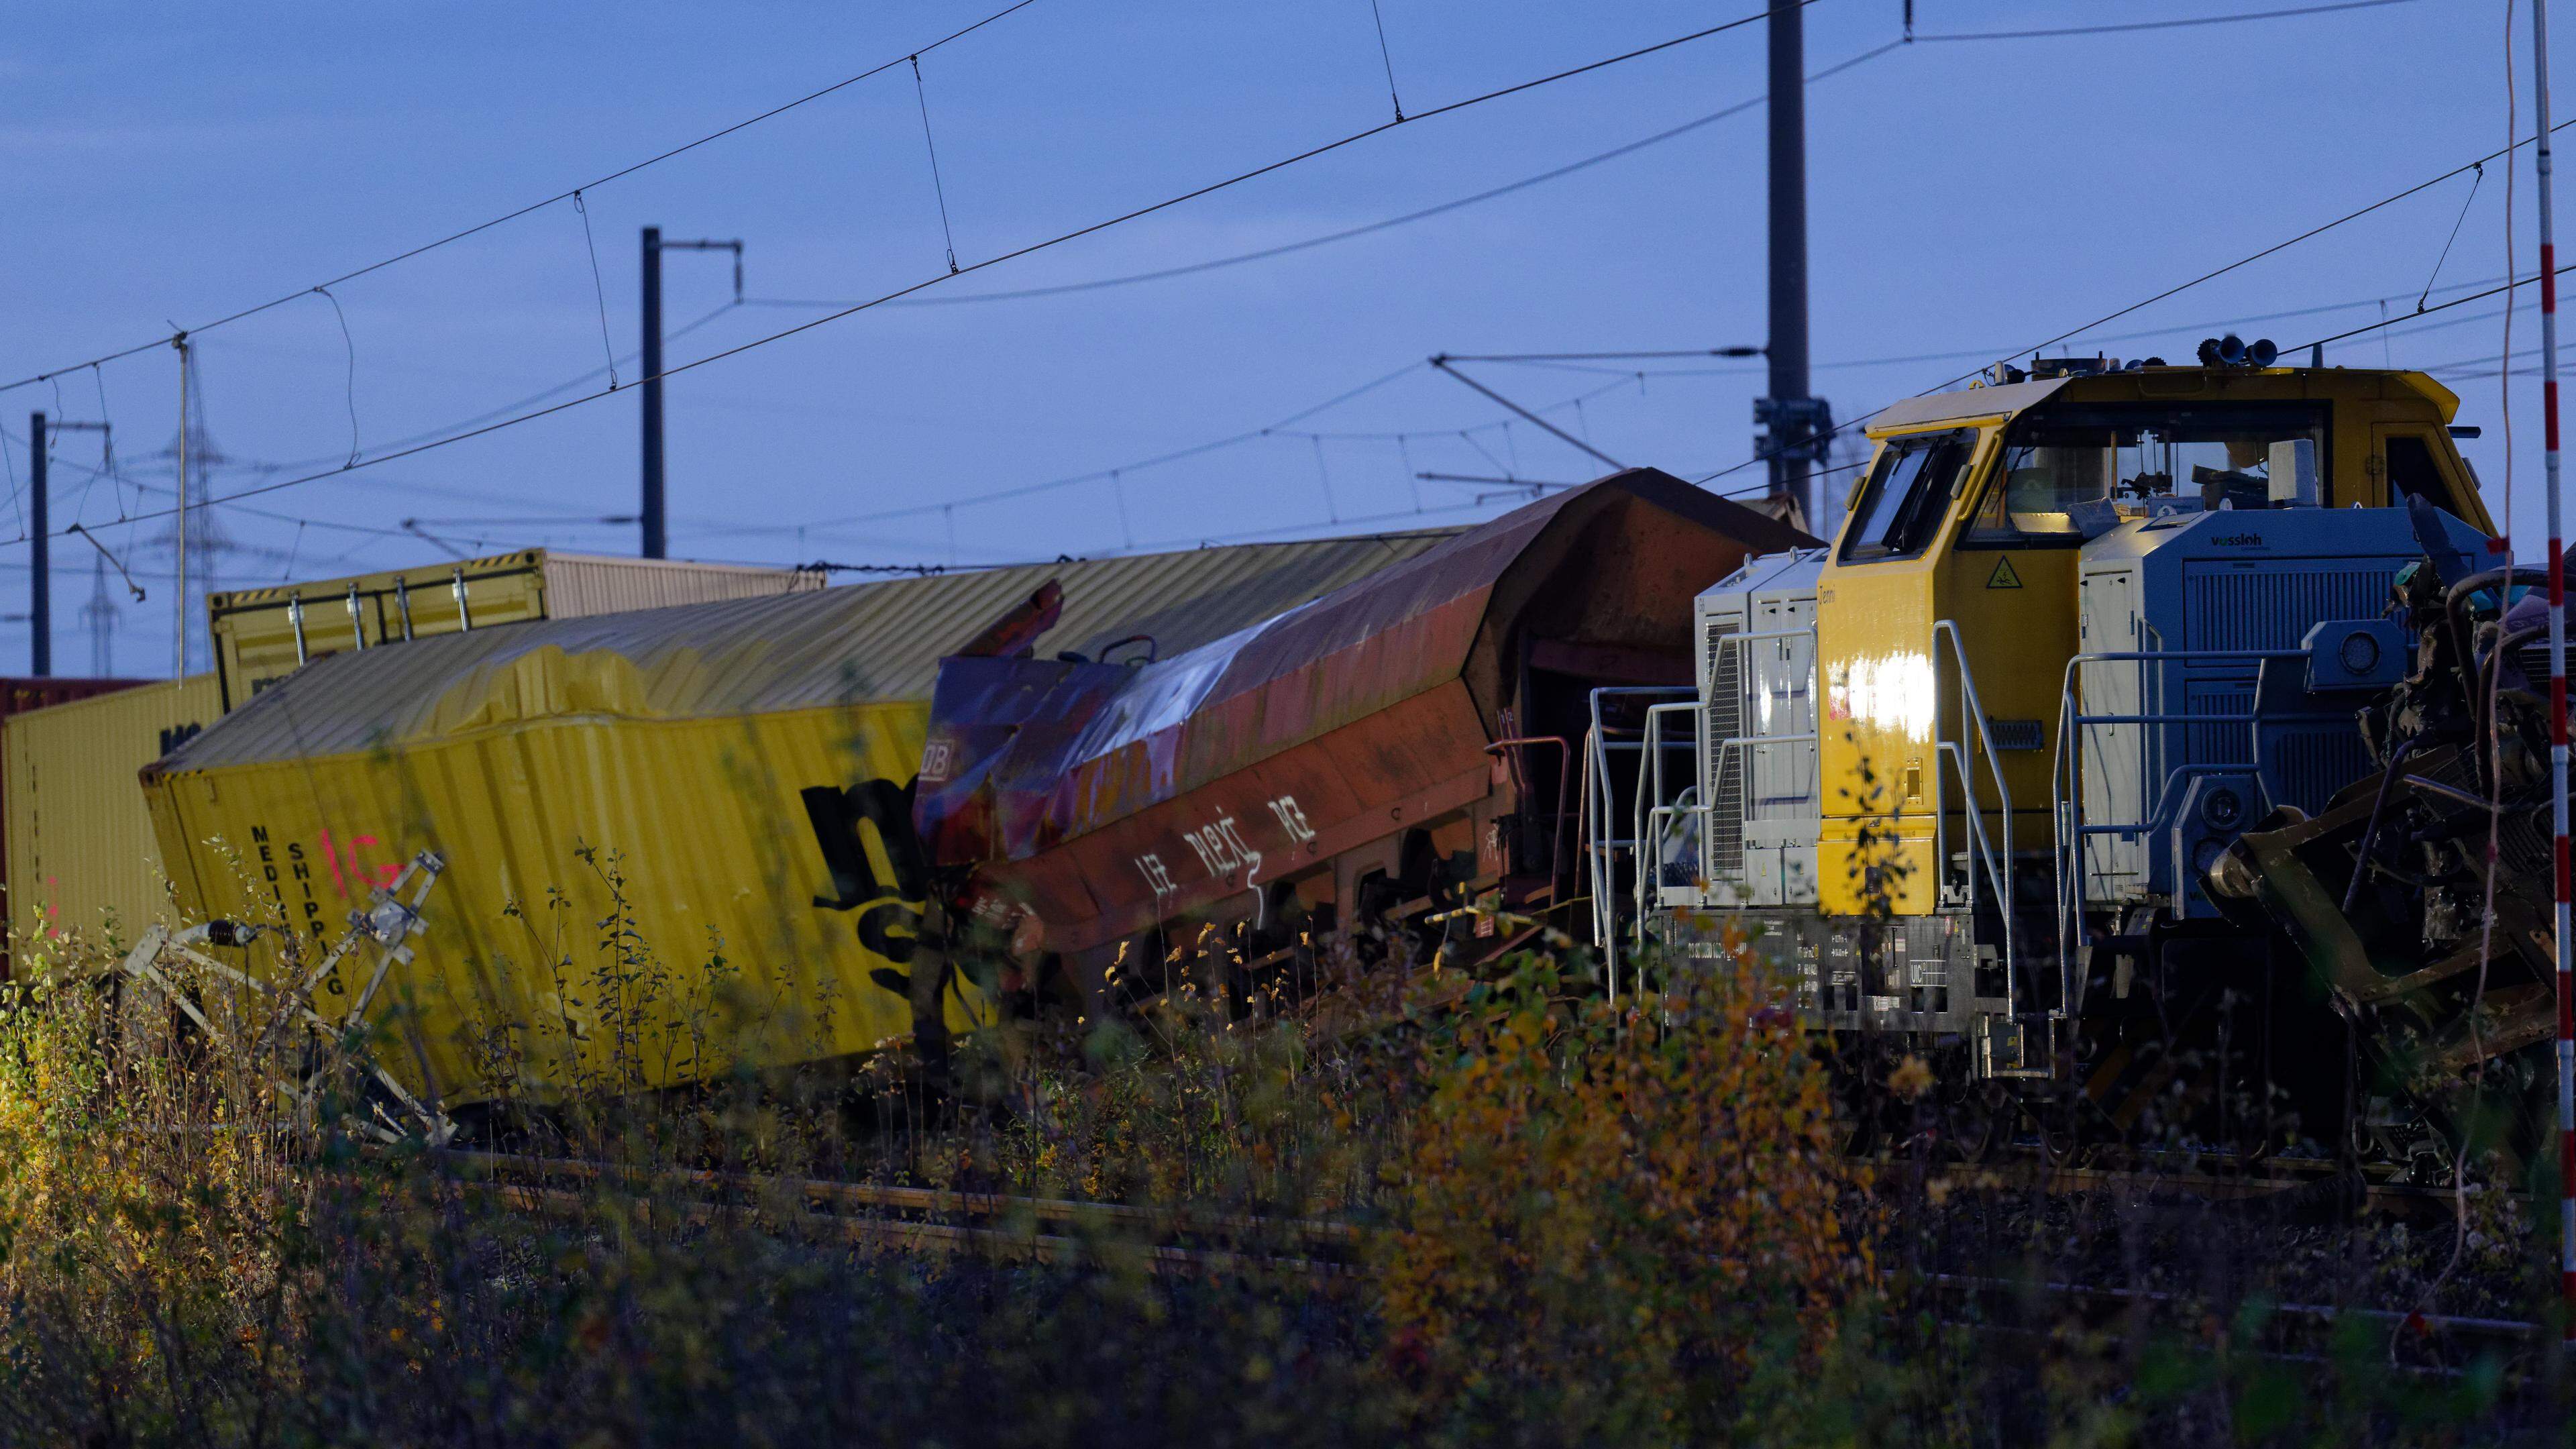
209;549;827;711
162;530;1460;772
537;552;824;614
203;549;818;614
0;677;145;718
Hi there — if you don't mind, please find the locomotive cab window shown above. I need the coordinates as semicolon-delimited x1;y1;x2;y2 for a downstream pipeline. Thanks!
1839;429;1978;562
2383;433;2465;515
1966;402;2328;544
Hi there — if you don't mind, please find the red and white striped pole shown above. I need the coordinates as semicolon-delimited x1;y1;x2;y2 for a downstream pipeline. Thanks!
2533;0;2574;1350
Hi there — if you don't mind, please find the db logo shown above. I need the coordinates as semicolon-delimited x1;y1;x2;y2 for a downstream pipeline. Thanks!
919;739;956;783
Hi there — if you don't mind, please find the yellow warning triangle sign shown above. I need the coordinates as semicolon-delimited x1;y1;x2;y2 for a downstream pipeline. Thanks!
1986;555;2023;589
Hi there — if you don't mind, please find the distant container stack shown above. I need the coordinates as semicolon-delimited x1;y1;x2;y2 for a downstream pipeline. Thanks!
207;549;823;710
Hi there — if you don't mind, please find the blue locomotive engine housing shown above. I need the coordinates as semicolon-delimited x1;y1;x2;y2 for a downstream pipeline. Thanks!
2069;504;2489;919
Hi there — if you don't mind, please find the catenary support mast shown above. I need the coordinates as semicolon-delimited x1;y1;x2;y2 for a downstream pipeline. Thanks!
27;413;46;676
1759;1;1827;528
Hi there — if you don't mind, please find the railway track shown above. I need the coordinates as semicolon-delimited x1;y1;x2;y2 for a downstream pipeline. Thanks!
440;1148;2552;1361
443;1149;1362;1278
1882;1154;2489;1218
1925;1273;2546;1361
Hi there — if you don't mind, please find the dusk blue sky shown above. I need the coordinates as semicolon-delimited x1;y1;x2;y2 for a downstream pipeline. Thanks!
0;0;2555;676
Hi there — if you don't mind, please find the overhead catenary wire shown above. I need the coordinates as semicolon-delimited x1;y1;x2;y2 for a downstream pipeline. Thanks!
1095;446;1827;555
1441;347;1764;363
723;369;1644;552
0;432;537;558
9;350;1618;571
738;37;1901;313
1430;354;1623;469
1;402;19;538
1986;119;2576;388
266;301;738;470
1309;435;1341;522
1698;116;2576;491
909;55;963;274
771;360;1426;533
0;421;638;531
43;350;1713;543
2416;162;2485;312
2288;255;2576;353
1365;0;1406;121
67;524;146;600
89;364;115;478
58;25;1909;558
572;191;621;389
690;0;2411;551
1283;374;1638;441
0;0;1049;396
1113;495;1504;555
0;0;1820;554
10;0;2463;580
311;285;361;466
1912;0;2424;42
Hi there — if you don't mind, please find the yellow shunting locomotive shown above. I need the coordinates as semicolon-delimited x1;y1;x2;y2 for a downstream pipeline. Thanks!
1633;349;2514;1157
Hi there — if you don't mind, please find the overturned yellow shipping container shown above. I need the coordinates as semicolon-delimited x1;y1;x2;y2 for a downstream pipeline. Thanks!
144;534;1452;1102
208;549;822;711
6;675;221;947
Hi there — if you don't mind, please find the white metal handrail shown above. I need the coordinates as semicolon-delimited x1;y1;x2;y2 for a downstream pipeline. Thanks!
1929;620;2017;1010
1689;730;1823;915
1641;800;1709;943
1582;685;1697;987
1633;702;1702;947
2048;645;2308;1010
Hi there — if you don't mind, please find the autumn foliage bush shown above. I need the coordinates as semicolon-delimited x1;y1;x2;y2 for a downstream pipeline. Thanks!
1376;934;1871;1440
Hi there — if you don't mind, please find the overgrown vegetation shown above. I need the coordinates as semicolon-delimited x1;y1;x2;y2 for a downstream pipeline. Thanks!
1;895;2569;1446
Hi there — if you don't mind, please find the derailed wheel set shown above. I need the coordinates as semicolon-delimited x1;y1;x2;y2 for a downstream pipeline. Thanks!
133;356;2562;1182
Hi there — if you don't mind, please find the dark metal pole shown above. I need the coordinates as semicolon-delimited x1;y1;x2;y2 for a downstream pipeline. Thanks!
28;413;46;676
1765;0;1813;526
640;225;665;559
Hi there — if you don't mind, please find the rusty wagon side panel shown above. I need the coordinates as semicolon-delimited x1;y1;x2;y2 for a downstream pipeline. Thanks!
916;469;1814;973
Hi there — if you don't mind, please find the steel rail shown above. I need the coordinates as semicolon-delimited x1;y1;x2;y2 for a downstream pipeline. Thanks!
460;1149;2553;1350
1921;1273;2546;1355
445;1148;1362;1249
494;1184;1345;1279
